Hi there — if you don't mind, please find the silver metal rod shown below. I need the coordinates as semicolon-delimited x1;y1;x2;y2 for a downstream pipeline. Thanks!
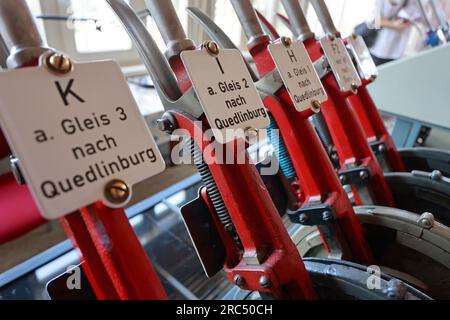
0;0;49;68
186;7;259;82
107;0;182;101
429;0;449;31
308;0;339;36
145;0;195;59
229;0;268;46
281;0;315;41
415;0;434;30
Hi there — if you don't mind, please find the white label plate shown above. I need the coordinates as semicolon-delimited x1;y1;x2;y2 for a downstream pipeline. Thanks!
181;48;269;144
346;35;378;81
0;60;165;220
268;42;328;112
320;37;362;92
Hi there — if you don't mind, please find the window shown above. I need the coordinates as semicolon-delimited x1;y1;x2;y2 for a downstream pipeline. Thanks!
214;0;245;49
68;0;133;53
25;0;386;67
34;0;193;66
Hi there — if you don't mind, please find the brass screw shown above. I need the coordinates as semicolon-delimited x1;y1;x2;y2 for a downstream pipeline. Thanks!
203;40;219;56
45;52;73;74
105;179;130;205
352;33;358;40
311;100;322;113
281;36;293;47
369;74;377;82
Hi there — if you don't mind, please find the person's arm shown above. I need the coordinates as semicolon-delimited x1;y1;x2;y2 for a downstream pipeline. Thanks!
379;16;411;30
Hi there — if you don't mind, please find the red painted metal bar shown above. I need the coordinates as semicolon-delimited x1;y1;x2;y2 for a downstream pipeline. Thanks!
62;204;168;300
145;0;318;297
229;1;373;265
257;8;396;208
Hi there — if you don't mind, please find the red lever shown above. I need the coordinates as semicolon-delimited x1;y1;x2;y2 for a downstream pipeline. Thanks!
243;29;374;264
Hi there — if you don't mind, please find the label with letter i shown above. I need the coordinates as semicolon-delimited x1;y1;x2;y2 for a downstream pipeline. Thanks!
0;58;166;220
269;40;328;112
181;48;270;144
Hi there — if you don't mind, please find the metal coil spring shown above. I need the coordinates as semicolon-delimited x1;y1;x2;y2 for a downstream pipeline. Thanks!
267;114;296;179
190;139;234;232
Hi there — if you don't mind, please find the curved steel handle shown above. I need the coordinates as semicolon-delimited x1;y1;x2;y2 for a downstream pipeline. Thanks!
145;0;195;59
107;0;203;118
186;6;259;82
107;0;181;102
0;0;49;68
281;0;315;42
229;0;267;45
309;0;339;36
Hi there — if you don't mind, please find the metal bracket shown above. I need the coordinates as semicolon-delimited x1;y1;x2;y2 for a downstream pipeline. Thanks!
371;141;387;156
370;141;392;172
338;166;371;187
288;203;335;226
181;190;227;278
288;204;344;259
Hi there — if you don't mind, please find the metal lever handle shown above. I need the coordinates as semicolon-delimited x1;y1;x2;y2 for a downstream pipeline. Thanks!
229;0;267;46
145;0;195;59
186;7;259;82
107;0;181;101
0;0;49;68
281;0;315;41
309;0;339;36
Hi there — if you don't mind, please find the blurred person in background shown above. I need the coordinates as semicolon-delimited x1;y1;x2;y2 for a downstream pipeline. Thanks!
370;0;423;65
357;0;429;65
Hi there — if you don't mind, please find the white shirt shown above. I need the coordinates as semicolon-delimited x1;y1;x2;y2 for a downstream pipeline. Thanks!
370;0;422;60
